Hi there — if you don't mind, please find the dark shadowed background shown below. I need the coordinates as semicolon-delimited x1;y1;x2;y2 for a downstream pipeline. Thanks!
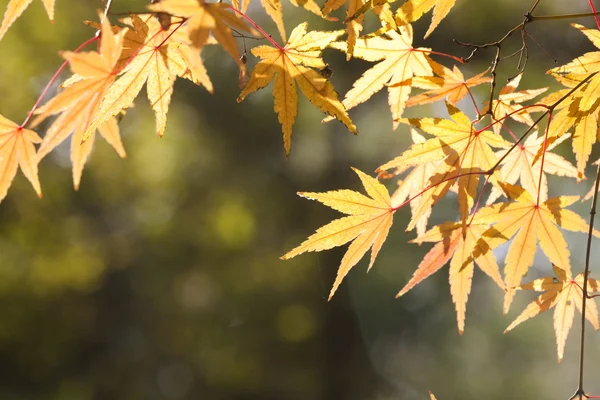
0;0;600;399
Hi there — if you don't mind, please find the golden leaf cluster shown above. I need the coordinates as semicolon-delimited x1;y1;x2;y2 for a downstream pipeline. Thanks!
3;0;600;364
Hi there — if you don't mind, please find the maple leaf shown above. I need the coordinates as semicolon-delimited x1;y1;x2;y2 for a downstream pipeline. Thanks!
33;15;127;189
322;0;365;60
80;14;195;143
487;132;577;205
486;73;547;135
407;61;490;107
0;114;42;201
399;220;504;333
148;0;253;64
237;22;357;155
281;168;394;299
548;24;600;112
505;265;600;362
0;0;55;41
387;128;443;236
395;0;457;39
379;102;510;226
328;24;434;129
475;183;600;313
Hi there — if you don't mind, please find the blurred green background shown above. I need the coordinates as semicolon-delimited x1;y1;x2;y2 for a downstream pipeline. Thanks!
1;0;600;399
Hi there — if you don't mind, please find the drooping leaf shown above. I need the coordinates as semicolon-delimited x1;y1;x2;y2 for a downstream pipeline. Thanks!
148;0;253;64
475;183;600;313
81;15;195;143
237;22;356;155
0;0;55;41
506;265;600;361
33;14;127;189
395;0;457;38
0;114;42;200
399;220;504;333
281;168;394;299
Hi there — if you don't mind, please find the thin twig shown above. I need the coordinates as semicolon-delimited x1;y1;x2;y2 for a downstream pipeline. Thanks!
573;163;600;399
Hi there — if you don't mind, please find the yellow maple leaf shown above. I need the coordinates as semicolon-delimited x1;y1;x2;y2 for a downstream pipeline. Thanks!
505;265;600;362
486;73;547;135
281;168;394;299
379;102;510;224
487;132;577;205
81;15;195;143
407;60;490;107
328;24;434;129
395;0;457;38
33;15;127;189
475;183;600;313
148;0;252;64
0;114;42;201
0;0;55;41
388;128;441;236
399;220;504;333
237;22;357;155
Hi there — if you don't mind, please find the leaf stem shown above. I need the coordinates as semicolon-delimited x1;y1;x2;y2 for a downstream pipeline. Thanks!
530;11;600;21
20;35;100;128
574;157;600;399
227;5;283;51
535;110;552;206
588;0;600;30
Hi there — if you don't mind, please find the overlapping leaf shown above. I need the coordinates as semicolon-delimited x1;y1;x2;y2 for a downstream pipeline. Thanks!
33;15;127;189
399;220;504;333
237;22;356;155
475;183;599;313
487;133;577;204
407;61;490;107
506;265;600;361
379;102;510;227
81;15;195;143
148;0;253;65
487;73;547;135
387;128;441;236
0;114;42;201
545;24;600;178
0;0;55;41
281;168;394;299
328;24;433;129
395;0;457;38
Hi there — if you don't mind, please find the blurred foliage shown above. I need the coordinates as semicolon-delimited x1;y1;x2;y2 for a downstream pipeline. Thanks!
0;0;599;399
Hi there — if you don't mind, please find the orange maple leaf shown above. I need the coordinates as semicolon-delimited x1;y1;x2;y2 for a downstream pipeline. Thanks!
281;168;394;299
506;265;600;362
0;0;55;41
237;22;356;155
399;220;504;333
475;183;600;312
33;15;126;189
407;61;490;107
0;114;42;201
